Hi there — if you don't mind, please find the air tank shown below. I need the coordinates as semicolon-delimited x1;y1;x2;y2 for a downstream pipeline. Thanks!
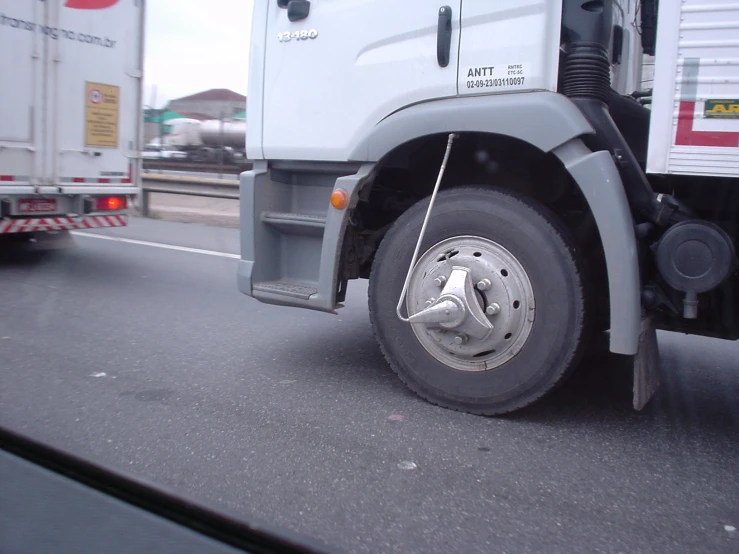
198;120;247;149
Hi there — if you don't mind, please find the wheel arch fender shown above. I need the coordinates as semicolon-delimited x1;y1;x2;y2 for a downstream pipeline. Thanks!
348;92;641;355
552;140;641;355
348;91;594;162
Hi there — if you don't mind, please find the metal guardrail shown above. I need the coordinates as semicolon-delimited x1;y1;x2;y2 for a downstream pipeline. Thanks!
140;174;239;217
142;160;252;175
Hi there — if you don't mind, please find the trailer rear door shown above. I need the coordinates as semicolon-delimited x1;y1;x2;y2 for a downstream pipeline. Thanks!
50;0;144;186
0;0;46;186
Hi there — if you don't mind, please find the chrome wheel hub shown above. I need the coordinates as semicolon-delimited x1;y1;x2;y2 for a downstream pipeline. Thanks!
406;236;535;371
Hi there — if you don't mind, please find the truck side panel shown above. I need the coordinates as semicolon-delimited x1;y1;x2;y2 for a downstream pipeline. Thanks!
456;0;562;96
647;0;739;177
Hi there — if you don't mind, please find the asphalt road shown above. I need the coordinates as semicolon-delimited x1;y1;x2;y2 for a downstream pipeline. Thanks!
1;217;738;554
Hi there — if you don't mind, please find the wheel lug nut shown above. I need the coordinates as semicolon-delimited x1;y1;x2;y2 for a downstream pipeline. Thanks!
476;279;491;291
433;276;447;287
486;303;501;316
454;333;468;345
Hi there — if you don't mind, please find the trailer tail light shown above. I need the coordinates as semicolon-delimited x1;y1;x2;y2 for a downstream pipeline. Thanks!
95;196;126;211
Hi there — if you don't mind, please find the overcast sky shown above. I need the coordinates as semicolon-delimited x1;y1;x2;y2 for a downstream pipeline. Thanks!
144;0;253;107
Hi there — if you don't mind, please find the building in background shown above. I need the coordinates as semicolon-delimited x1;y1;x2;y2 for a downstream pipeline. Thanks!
165;89;246;120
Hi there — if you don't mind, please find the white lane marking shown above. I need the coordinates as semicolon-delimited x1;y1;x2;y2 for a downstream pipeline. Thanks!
71;231;240;259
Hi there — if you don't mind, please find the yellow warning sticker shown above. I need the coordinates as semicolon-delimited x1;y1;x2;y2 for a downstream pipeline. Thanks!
704;99;739;119
85;82;119;147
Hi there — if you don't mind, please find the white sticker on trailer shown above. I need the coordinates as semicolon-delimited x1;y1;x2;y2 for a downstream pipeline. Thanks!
0;4;120;50
460;63;529;93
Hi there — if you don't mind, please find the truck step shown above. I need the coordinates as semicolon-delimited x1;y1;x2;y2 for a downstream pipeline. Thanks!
252;281;319;300
261;212;326;236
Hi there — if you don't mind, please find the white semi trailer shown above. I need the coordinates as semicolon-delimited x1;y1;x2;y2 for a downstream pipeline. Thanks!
0;0;142;243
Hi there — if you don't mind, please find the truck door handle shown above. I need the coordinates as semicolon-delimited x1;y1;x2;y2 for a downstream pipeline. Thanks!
437;6;452;67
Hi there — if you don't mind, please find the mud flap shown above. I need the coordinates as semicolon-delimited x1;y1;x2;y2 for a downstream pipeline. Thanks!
633;316;661;410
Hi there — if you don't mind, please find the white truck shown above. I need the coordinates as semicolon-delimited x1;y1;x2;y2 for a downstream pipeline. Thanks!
239;0;739;414
0;0;142;244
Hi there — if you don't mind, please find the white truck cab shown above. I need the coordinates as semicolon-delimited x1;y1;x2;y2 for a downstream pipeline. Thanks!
240;0;739;415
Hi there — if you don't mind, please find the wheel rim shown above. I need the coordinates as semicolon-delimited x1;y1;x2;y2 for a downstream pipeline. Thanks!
405;235;535;372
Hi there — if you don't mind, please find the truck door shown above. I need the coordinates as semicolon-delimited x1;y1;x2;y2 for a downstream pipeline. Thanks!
456;0;561;97
0;0;46;186
258;0;461;162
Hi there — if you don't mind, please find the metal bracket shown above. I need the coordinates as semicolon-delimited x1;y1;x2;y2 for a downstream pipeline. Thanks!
408;266;493;340
396;133;458;322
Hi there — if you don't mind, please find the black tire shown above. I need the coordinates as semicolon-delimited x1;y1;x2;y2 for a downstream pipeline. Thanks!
369;186;588;415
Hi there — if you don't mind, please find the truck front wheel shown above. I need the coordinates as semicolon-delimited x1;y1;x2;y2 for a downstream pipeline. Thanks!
368;187;588;415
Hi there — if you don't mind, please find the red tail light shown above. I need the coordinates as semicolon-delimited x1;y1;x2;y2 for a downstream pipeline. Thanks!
94;196;126;211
